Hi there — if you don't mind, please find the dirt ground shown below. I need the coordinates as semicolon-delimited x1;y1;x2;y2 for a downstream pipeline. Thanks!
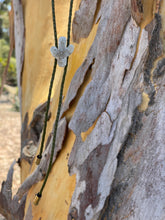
0;94;21;220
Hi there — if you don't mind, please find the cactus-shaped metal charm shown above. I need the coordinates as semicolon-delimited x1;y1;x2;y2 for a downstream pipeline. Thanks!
50;36;74;67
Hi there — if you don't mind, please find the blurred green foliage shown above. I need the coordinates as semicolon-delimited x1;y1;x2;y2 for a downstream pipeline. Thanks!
11;92;20;111
0;38;9;57
0;0;17;87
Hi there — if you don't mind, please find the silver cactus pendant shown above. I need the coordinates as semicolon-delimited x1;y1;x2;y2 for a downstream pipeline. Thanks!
50;36;74;67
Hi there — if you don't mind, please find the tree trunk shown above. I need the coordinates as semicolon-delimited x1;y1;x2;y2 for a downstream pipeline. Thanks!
0;0;165;219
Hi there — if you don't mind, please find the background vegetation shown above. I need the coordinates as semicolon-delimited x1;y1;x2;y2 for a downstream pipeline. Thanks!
0;0;17;87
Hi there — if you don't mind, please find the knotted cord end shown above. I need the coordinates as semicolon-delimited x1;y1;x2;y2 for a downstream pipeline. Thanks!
36;155;42;165
33;193;42;206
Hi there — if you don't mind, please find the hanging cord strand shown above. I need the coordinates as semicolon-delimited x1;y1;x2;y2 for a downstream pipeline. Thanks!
52;0;58;47
67;0;74;46
36;0;58;163
37;0;74;198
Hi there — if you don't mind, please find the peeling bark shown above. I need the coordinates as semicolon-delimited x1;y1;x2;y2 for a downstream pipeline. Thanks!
68;17;145;219
72;0;99;43
61;58;95;116
15;118;67;200
131;0;143;25
0;161;26;220
21;101;48;164
24;202;33;220
99;63;165;220
69;17;140;135
62;0;131;118
144;13;163;105
98;11;165;220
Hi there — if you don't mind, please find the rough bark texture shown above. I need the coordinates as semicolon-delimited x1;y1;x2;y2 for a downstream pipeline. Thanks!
1;0;165;219
0;161;26;220
13;0;24;106
72;0;99;43
68;17;143;219
99;68;165;220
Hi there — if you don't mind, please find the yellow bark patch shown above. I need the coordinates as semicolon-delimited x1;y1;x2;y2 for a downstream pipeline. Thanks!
138;92;150;112
131;0;154;68
140;0;154;29
25;131;76;220
20;159;31;183
160;0;165;53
